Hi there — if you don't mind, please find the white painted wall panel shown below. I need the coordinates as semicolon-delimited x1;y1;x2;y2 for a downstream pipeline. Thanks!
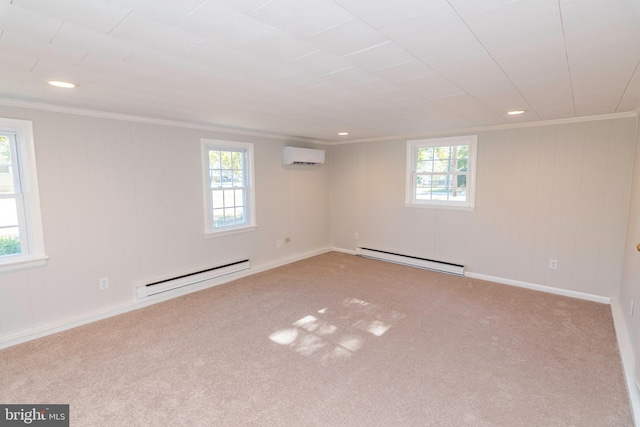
331;117;637;298
0;106;331;341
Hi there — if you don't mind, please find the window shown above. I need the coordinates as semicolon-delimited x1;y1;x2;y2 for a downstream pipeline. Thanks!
202;139;256;235
406;135;477;210
0;118;46;271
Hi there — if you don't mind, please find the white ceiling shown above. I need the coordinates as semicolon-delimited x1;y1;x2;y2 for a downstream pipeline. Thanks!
0;0;639;143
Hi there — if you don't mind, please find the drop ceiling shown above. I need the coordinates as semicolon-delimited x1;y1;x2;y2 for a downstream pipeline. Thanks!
0;0;639;143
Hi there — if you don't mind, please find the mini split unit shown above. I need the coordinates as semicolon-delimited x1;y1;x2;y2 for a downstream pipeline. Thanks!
283;146;325;165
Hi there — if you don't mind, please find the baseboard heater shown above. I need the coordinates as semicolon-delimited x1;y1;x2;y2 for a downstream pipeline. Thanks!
356;247;464;276
136;259;250;298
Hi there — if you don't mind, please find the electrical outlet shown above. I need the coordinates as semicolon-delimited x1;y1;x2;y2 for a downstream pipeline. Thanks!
548;259;558;270
276;239;283;248
354;232;359;240
99;277;109;290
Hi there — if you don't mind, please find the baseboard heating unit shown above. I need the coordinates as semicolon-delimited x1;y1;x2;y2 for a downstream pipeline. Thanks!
356;247;464;276
136;259;250;298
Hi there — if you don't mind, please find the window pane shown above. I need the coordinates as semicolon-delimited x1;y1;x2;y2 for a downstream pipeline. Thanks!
434;146;451;161
220;151;232;169
209;151;221;169
210;170;222;188
224;208;236;225
0;226;21;256
212;190;224;209
418;147;433;161
0;138;15;194
221;170;233;186
0;198;19;227
213;208;225;227
415;175;432;200
433;157;449;173
236;206;245;223
235;189;245;207
231;152;242;168
232;169;244;186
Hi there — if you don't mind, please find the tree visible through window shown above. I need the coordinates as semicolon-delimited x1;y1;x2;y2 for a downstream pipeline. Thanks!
0;118;46;271
208;149;246;227
0;132;24;256
202;139;256;234
406;135;477;209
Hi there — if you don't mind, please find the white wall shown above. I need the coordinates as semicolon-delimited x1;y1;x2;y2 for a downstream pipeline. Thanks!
331;117;637;299
620;117;640;354
0;105;331;342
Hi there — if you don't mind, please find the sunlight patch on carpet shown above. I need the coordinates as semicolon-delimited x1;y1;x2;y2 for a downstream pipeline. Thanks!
269;297;405;364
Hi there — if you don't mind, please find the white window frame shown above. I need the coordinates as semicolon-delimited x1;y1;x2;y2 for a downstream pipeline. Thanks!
0;118;47;272
201;139;257;236
405;135;477;210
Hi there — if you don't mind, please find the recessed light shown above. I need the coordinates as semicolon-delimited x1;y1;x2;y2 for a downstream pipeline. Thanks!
48;80;76;89
337;132;349;136
507;110;525;115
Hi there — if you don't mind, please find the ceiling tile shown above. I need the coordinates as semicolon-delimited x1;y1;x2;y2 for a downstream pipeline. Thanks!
435;94;505;124
495;46;569;83
398;74;465;101
249;0;353;38
305;17;388;57
110;12;204;55
75;54;148;79
380;5;485;64
342;41;416;72
12;0;131;34
51;22;141;61
0;30;86;65
516;77;575;119
334;0;447;30
348;78;402;96
560;0;640;32
462;0;564;57
217;0;276;14
287;50;352;77
0;48;39;72
0;3;62;43
108;0;206;25
177;0;273;48
374;60;436;84
447;0;521;16
236;29;318;63
318;66;377;86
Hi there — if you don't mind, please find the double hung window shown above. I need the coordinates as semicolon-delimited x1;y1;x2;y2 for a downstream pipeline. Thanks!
406;135;477;210
0;118;46;271
202;139;256;234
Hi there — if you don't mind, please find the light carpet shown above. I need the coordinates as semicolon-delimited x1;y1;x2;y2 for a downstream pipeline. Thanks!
0;252;633;426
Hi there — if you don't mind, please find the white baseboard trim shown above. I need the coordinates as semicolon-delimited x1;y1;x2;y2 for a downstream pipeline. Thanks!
465;271;610;304
0;247;332;350
331;247;357;255
610;298;640;425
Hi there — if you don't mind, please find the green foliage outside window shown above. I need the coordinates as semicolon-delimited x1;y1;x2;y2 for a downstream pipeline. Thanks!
0;236;21;256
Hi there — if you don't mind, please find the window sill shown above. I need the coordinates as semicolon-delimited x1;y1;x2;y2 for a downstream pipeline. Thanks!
0;255;49;273
405;202;475;211
205;224;258;238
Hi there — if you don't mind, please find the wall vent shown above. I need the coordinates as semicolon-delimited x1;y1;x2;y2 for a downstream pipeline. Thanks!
136;259;250;298
356;247;464;276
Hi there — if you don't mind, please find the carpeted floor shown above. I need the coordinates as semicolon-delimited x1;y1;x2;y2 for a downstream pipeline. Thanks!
0;252;633;426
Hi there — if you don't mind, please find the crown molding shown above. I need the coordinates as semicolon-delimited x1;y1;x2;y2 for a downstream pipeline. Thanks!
329;111;639;145
1;97;636;147
0;97;327;145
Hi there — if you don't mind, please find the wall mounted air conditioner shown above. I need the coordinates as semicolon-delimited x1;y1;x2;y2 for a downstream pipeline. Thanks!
283;146;325;165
